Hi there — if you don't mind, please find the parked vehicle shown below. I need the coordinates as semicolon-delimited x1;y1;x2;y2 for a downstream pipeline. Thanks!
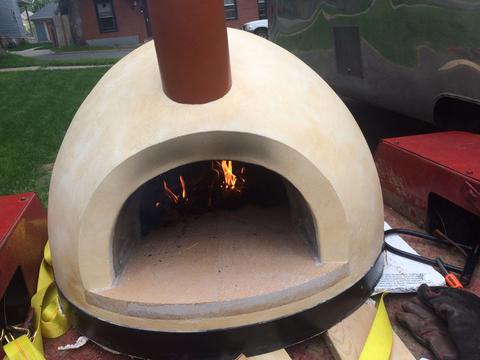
242;19;268;38
268;0;480;132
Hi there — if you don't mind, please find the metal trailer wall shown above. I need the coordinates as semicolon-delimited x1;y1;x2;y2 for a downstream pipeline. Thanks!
269;0;480;126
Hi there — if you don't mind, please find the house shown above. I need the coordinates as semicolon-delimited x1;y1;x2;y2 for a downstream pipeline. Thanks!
0;0;28;45
77;0;267;47
79;0;151;46
224;0;267;29
30;2;57;43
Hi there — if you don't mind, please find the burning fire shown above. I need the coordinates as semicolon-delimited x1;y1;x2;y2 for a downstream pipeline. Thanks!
179;175;187;200
215;160;245;192
160;160;245;208
162;175;188;205
221;160;237;190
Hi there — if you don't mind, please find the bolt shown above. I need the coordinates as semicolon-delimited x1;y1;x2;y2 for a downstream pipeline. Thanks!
466;170;473;175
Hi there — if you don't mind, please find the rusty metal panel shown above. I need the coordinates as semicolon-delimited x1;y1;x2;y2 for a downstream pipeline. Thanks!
375;131;480;227
0;192;48;298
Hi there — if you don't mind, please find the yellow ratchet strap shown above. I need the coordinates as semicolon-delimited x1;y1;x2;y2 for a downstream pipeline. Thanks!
359;293;393;360
3;242;70;360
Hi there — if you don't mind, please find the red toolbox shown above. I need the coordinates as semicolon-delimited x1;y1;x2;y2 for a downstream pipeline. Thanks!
375;131;480;228
0;193;48;323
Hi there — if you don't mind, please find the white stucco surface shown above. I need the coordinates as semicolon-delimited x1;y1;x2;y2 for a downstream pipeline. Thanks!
48;29;384;331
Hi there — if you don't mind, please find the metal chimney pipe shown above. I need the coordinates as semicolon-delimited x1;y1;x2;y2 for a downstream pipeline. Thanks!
147;0;232;104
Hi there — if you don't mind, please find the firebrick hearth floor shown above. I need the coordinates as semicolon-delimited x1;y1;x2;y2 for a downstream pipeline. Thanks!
93;205;348;318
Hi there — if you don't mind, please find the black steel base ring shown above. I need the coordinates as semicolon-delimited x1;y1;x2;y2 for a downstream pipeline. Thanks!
62;253;383;359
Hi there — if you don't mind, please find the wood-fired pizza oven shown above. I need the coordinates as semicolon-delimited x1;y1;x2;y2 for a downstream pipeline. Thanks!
47;1;384;358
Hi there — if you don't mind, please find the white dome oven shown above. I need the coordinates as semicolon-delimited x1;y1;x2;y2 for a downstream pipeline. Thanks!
48;0;384;358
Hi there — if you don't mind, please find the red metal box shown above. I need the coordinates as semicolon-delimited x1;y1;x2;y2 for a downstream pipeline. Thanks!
0;192;48;299
375;131;480;227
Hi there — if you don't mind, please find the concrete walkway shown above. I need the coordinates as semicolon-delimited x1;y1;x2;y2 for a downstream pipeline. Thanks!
13;48;53;57
37;48;133;61
0;66;40;72
0;64;112;73
12;47;134;61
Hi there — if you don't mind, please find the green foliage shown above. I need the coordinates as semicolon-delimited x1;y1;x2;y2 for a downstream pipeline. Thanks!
28;0;58;13
0;68;108;204
57;0;68;15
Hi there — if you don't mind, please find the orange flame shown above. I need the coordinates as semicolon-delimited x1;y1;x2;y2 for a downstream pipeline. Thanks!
163;176;188;205
163;180;179;204
221;160;237;190
212;160;244;192
179;175;187;201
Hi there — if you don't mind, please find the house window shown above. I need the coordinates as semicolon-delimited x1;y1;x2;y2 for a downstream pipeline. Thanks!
94;0;118;33
258;0;267;19
224;0;238;20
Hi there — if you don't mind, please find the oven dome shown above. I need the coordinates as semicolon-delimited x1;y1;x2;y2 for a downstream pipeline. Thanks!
48;28;383;358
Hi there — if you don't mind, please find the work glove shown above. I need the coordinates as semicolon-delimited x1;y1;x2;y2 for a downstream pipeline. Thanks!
397;284;480;360
397;295;458;360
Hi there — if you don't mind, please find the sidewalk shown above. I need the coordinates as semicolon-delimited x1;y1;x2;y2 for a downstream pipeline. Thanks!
0;64;112;73
14;47;134;61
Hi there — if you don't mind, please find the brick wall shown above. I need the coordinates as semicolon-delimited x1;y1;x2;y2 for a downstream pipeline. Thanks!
226;0;261;29
80;0;147;44
79;0;262;45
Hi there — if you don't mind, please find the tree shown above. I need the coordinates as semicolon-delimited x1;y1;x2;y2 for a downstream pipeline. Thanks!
58;0;85;45
28;0;57;13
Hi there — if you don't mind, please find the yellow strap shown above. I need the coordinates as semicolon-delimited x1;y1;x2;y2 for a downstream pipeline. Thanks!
2;242;70;360
359;293;393;360
3;336;44;360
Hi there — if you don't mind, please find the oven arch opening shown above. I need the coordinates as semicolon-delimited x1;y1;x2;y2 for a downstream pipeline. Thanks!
77;131;353;318
108;160;319;308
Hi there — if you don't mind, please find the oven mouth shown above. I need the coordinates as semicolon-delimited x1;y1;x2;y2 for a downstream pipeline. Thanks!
98;160;330;313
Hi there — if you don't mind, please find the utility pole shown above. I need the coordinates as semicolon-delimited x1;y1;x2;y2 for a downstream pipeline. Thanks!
59;0;85;45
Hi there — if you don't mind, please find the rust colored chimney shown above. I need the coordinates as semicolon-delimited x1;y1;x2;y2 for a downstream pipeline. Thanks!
147;0;232;104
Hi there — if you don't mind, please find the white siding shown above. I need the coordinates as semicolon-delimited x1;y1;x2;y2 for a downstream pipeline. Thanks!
0;0;26;38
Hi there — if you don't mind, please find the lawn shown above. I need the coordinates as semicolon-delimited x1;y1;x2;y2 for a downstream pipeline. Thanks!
0;53;118;68
0;68;109;204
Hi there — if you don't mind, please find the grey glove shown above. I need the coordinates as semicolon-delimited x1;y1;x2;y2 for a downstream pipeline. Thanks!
397;284;480;360
397;296;458;360
418;284;480;360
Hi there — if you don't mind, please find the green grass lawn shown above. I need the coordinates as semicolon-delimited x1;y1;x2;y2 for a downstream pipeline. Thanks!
0;53;118;69
0;68;109;204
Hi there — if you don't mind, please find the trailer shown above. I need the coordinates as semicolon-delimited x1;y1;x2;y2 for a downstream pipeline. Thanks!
269;0;480;132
